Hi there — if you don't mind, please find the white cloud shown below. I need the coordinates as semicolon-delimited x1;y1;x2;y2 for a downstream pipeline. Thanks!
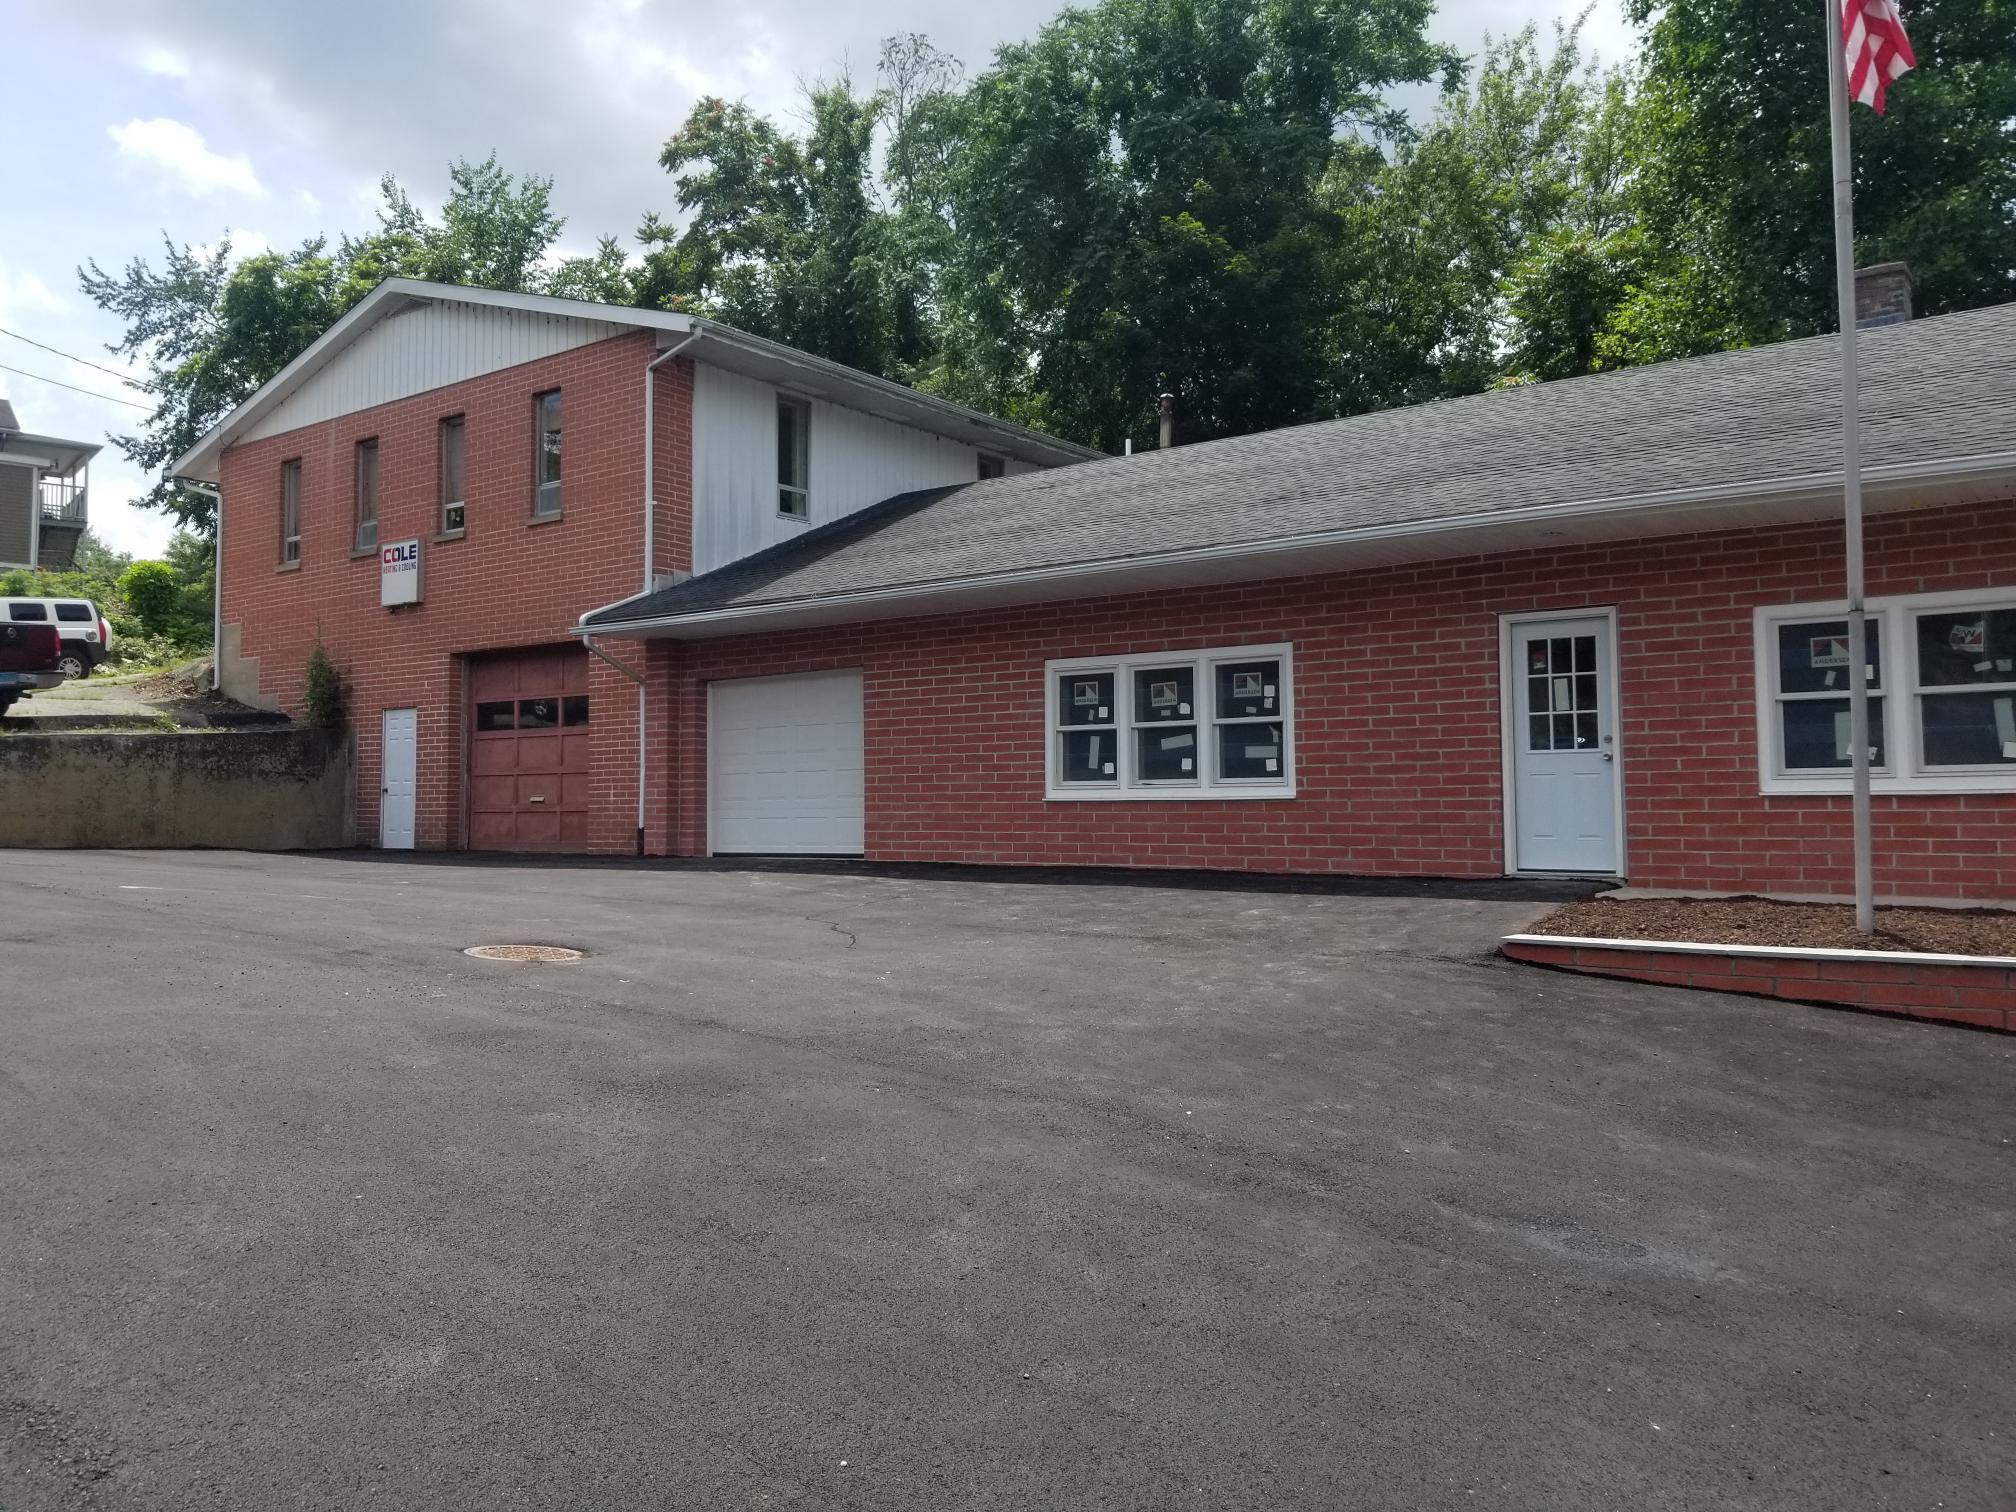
0;264;67;322
107;117;266;197
192;228;275;263
138;43;192;77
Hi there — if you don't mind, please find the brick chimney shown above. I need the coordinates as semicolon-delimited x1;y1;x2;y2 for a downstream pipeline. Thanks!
1854;263;1914;328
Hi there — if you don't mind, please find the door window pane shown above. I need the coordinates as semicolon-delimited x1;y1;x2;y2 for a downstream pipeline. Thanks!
1782;696;1887;770
475;701;515;732
561;695;589;727
1216;721;1283;780
518;697;558;729
1777;618;1881;694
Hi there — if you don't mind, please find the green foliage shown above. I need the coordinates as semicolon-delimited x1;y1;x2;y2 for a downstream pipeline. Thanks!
1615;0;2016;359
119;561;180;635
304;645;347;731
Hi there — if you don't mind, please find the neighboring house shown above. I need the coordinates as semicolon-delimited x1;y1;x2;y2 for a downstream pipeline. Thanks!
169;279;1099;853
576;269;2016;903
0;399;96;571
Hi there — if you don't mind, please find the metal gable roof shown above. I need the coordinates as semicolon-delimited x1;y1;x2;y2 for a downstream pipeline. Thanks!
581;300;2016;638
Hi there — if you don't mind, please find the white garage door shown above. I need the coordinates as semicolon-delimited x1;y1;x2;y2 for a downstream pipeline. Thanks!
709;670;865;855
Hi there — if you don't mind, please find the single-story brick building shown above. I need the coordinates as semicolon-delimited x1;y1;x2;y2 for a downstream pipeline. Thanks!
178;274;2016;902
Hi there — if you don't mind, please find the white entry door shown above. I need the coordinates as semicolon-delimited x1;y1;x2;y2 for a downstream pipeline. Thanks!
1507;615;1620;873
709;670;865;855
380;707;417;850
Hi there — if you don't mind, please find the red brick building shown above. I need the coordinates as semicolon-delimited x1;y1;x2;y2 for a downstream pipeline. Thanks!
178;279;2016;903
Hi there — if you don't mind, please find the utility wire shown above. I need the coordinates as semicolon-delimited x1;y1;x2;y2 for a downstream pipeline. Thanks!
0;361;153;411
0;324;157;393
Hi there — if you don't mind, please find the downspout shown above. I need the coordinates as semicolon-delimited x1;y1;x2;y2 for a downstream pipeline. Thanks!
635;326;702;854
176;478;224;691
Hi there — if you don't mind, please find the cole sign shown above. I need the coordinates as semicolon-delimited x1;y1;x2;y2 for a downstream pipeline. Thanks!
380;538;422;607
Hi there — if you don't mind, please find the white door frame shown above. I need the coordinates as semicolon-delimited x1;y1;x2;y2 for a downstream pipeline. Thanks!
379;706;418;851
1498;606;1626;877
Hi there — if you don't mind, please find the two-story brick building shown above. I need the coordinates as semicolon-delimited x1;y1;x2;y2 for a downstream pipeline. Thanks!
177;275;2016;903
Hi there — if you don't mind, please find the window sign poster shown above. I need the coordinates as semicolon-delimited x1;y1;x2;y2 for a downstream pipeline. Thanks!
1150;680;1179;709
1232;671;1264;700
1809;635;1851;669
1073;680;1101;707
1950;619;1987;656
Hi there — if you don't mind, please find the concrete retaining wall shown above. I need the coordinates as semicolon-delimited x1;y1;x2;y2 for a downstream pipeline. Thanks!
0;727;354;849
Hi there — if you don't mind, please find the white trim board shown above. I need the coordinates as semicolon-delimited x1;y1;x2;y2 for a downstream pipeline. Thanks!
1503;932;2016;970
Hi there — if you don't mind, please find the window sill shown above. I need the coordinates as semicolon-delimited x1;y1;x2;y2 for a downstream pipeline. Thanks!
275;560;302;574
349;546;378;560
1045;785;1297;803
1761;775;2016;797
528;511;564;527
778;512;811;526
433;529;466;544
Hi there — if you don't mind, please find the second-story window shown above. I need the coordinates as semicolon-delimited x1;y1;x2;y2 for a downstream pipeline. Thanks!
354;438;379;552
978;453;1006;480
777;395;811;520
280;458;302;565
439;415;466;534
533;390;562;517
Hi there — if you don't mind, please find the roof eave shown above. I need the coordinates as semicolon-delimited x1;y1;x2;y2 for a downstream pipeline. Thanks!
576;450;2016;641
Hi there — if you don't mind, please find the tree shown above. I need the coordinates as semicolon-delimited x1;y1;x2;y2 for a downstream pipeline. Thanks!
82;157;601;535
929;0;1455;453
119;560;180;636
1614;0;2016;360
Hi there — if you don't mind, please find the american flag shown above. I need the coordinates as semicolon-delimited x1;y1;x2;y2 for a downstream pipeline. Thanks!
1841;0;1917;114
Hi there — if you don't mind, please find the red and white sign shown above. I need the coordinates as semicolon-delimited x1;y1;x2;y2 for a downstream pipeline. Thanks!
380;538;422;607
1810;635;1851;669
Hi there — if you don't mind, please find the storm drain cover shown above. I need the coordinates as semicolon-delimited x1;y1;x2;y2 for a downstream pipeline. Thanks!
463;945;584;964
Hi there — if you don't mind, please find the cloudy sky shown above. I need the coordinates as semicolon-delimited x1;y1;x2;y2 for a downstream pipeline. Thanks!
2;0;1634;558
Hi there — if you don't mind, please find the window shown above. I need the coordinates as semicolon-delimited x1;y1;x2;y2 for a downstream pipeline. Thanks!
280;459;301;565
354;439;379;552
562;695;589;727
777;395;810;520
55;602;93;623
978;453;1006;480
1755;588;2016;793
474;700;515;732
1047;642;1293;799
439;415;466;534
533;390;562;517
8;602;47;620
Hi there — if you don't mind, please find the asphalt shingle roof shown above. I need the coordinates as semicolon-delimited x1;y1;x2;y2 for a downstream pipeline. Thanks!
585;302;2016;629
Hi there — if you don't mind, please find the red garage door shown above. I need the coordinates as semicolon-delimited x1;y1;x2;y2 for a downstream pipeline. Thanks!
468;647;592;851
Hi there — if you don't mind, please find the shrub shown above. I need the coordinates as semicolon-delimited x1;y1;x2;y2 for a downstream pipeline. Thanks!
119;561;180;636
304;645;347;730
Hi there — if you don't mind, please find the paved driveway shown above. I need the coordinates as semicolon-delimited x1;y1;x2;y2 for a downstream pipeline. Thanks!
0;852;2009;1510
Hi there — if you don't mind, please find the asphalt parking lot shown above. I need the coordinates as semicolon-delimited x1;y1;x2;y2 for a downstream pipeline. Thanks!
1;850;2010;1511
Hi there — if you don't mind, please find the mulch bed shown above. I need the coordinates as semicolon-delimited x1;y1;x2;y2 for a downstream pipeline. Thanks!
1529;895;2016;957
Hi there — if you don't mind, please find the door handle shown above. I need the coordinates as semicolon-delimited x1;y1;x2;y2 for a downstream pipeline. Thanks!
1601;752;1614;762
527;795;546;803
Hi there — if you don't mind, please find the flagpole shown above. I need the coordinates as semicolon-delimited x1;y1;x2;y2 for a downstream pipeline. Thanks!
1825;0;1877;934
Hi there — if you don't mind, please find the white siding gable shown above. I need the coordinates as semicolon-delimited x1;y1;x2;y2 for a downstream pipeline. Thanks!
692;363;1017;575
242;300;627;443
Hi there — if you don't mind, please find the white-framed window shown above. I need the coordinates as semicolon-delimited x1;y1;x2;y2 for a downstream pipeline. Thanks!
279;457;301;565
1046;642;1294;800
439;415;466;535
533;389;562;517
353;437;379;552
1754;587;2016;794
777;395;811;520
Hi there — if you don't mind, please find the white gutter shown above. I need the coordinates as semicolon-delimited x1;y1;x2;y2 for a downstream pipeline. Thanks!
576;447;2016;637
176;479;224;691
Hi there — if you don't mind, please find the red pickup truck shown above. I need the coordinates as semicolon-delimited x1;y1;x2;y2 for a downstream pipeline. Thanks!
0;621;65;717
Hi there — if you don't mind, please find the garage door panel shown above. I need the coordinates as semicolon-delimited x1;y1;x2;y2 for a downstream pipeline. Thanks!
710;671;864;856
467;646;593;852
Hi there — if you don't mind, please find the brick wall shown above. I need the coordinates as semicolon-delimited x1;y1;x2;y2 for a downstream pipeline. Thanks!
651;497;2016;898
218;331;694;850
